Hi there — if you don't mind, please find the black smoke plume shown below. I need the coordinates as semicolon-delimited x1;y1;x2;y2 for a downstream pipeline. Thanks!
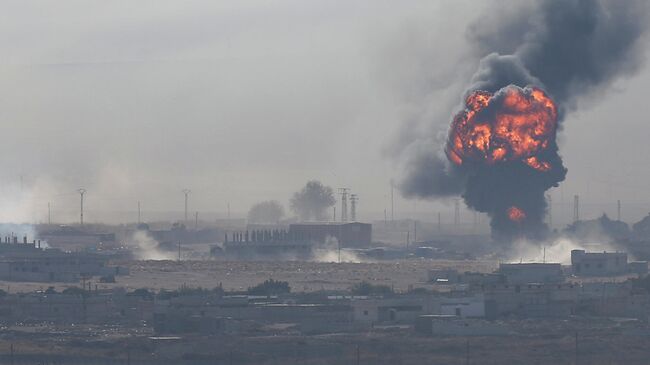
399;0;649;242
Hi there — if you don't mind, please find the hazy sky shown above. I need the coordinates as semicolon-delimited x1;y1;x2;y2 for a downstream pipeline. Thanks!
1;1;649;224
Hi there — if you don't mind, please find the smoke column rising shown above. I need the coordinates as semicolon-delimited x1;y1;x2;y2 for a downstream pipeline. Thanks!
399;0;649;242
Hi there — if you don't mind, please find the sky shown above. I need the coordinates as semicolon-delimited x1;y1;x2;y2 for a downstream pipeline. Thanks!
0;1;649;225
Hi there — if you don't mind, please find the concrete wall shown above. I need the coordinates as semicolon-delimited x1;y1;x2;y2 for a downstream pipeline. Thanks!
497;263;564;284
440;294;485;318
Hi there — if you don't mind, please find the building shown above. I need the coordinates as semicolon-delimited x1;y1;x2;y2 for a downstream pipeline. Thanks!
439;294;485;318
218;229;314;260
0;238;120;282
0;289;152;325
497;263;564;284
571;250;629;276
482;283;578;318
288;222;372;248
351;296;437;324
143;223;222;245
37;226;115;251
415;315;512;336
222;240;314;260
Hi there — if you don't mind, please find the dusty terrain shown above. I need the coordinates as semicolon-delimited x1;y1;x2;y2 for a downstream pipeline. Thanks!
0;259;498;294
116;259;498;292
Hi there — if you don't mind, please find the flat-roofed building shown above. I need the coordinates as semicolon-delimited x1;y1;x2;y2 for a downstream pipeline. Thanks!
571;250;628;276
289;222;371;248
497;263;564;284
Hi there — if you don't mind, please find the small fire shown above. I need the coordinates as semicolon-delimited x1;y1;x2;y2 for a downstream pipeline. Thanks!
446;86;557;172
507;206;526;223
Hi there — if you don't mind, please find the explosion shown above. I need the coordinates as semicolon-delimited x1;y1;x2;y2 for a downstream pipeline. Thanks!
396;0;647;245
446;86;557;174
444;85;566;241
507;206;526;223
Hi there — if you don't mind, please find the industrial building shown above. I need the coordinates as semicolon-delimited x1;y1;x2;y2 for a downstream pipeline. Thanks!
37;225;115;251
217;222;372;259
288;222;372;248
0;236;124;282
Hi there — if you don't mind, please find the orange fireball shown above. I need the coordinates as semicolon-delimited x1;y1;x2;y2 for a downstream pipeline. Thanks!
507;206;526;223
446;86;557;172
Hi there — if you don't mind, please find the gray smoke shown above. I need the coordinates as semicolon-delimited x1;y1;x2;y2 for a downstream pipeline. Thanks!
398;0;649;239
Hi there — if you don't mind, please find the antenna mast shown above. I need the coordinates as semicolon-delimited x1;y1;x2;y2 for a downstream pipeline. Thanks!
182;189;191;223
77;188;87;225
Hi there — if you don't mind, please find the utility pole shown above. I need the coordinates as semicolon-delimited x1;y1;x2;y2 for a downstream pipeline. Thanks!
227;202;231;219
414;220;417;243
333;206;336;222
182;189;191;223
195;211;198;229
438;212;442;234
573;195;580;223
77;188;86;226
137;201;141;224
178;241;181;262
350;194;358;221
617;200;621;221
338;239;341;264
47;202;51;225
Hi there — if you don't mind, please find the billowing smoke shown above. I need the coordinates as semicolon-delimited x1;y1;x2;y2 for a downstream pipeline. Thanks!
399;0;649;242
129;230;176;260
312;236;363;263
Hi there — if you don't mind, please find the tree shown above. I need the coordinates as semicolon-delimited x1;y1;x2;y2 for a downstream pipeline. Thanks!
247;279;291;295
350;281;394;296
247;200;285;224
290;180;335;221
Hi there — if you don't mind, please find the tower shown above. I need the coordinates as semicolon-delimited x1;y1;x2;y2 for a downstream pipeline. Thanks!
350;194;358;221
338;188;349;222
182;189;191;223
77;188;86;225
